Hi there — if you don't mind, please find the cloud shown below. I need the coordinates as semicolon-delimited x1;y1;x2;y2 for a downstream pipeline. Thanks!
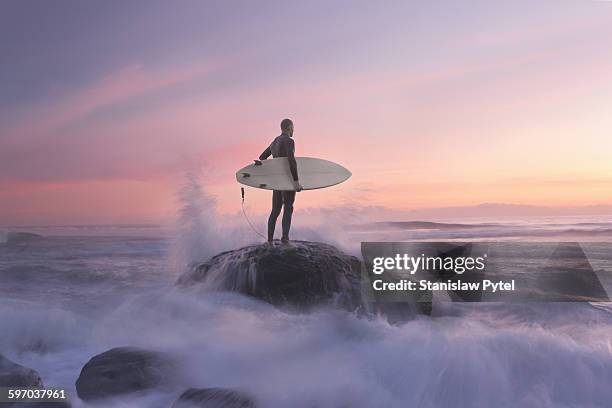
0;61;222;183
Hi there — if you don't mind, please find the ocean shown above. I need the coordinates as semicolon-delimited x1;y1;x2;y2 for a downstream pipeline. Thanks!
2;216;612;407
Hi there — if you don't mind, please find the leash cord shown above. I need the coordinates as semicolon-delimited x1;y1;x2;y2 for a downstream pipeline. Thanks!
241;187;267;240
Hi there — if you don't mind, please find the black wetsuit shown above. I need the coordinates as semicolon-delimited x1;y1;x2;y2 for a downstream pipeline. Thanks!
259;133;298;241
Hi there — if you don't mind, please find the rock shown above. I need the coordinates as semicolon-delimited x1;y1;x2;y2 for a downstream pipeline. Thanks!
6;232;43;245
0;354;43;387
177;240;362;311
0;355;70;407
75;347;178;401
177;240;433;322
171;388;255;408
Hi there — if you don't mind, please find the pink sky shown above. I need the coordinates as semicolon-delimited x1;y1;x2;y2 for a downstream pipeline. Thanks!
1;2;612;226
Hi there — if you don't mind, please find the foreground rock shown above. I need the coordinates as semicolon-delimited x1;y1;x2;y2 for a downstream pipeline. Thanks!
0;353;43;387
1;354;70;407
75;347;178;401
172;388;255;408
177;240;362;311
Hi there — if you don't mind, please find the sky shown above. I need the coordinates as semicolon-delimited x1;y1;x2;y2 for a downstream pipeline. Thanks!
1;0;612;226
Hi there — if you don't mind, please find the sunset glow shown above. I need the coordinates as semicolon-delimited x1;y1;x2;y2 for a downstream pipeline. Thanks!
2;1;612;225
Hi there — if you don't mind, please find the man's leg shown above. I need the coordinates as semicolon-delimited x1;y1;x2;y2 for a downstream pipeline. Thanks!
281;191;296;241
267;191;282;241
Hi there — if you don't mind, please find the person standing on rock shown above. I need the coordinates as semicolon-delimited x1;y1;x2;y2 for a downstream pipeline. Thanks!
258;118;302;243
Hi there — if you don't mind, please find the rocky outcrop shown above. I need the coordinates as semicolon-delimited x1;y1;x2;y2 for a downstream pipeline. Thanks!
0;353;43;387
177;240;362;312
75;347;178;401
177;240;433;322
0;354;70;407
171;388;256;408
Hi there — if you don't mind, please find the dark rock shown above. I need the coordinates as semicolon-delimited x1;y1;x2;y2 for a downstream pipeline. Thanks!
177;240;362;311
0;355;70;407
6;232;43;245
75;347;178;401
0;354;43;387
177;240;433;322
172;388;255;408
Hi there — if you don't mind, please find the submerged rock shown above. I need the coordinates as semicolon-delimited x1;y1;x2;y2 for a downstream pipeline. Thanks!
5;232;43;245
171;388;256;408
75;347;179;401
0;353;43;387
177;240;362;311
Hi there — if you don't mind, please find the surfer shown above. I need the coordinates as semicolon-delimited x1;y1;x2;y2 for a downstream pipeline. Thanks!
258;118;302;243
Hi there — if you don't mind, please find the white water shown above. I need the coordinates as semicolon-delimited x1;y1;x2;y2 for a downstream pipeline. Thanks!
2;175;612;407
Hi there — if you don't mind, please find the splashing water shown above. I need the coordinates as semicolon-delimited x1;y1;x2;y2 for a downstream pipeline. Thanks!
3;175;612;407
170;170;234;275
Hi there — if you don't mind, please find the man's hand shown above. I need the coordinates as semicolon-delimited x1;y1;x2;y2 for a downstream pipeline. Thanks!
294;180;303;192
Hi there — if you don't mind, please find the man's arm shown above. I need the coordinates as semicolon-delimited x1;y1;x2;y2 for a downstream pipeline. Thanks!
259;146;271;160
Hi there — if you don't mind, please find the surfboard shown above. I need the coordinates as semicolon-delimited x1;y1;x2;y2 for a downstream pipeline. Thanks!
236;157;351;191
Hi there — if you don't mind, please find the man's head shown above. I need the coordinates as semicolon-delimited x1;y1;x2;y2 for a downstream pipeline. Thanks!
280;118;294;136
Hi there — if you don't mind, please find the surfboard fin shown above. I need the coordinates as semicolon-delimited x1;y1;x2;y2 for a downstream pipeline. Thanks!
241;172;251;178
254;160;263;166
259;183;267;188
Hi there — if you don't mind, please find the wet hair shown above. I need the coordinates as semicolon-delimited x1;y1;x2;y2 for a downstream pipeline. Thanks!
280;118;293;131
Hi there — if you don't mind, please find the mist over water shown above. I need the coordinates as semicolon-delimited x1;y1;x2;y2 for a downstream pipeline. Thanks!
2;176;612;407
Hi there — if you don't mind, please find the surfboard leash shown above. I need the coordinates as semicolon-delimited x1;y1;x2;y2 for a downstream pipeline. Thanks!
240;187;267;240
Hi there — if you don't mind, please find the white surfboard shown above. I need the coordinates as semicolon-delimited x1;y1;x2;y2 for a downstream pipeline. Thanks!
236;157;351;191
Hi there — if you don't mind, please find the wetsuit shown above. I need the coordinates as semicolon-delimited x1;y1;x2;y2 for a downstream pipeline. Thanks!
259;133;298;241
